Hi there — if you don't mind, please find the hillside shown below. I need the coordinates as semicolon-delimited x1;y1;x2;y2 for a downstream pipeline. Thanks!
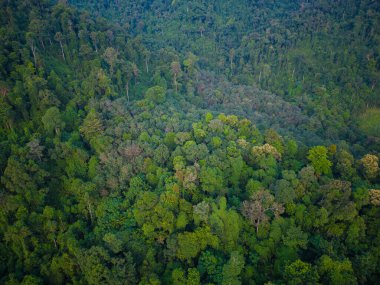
0;1;379;284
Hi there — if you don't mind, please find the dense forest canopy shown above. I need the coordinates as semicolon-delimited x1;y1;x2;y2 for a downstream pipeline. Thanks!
70;0;380;145
0;0;379;284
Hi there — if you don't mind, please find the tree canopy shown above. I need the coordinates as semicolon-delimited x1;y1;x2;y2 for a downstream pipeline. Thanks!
0;0;379;284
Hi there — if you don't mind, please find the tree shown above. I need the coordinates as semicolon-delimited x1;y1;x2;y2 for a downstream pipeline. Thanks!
241;189;284;233
79;109;104;142
26;139;45;161
199;166;223;194
153;144;170;165
183;141;208;163
133;191;176;243
367;189;380;206
78;246;136;285
284;259;319;285
54;32;65;61
42;107;65;135
2;157;37;194
132;63;139;84
221;251;245;285
90;31;98;52
282;225;308;250
143;49;151;73
229;48;235;73
193;201;210;225
307;146;332;175
227;155;245;189
183;52;198;75
318;255;357;285
172;268;200;285
26;32;37;68
171;61;181;93
210;197;241;251
264;129;284;154
251;144;281;161
103;47;118;76
176;227;219;261
319;180;357;237
335;150;356;179
0;95;12;129
360;154;379;180
144;85;166;104
274;179;296;204
197;250;223;284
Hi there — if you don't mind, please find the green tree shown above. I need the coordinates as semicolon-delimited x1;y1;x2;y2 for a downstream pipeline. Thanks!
103;47;118;76
79;109;104;142
78;246;136;285
221;251;245;285
176;227;219;261
318;255;357;285
42;107;65;135
54;32;65;61
171;61;181;93
335;150;356;180
145;85;166;103
200;166;223;194
307;146;332;175
284;259;319;285
210;197;241;251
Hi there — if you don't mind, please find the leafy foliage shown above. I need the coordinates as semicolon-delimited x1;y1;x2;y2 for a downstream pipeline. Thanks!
0;0;379;284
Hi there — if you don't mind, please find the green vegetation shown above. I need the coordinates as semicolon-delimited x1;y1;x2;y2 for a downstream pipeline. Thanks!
358;108;380;138
0;0;379;284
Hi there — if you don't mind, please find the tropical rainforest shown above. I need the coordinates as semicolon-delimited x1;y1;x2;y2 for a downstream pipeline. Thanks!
0;0;379;284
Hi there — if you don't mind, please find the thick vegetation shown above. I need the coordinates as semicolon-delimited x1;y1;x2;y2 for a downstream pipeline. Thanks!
72;0;380;148
0;0;379;284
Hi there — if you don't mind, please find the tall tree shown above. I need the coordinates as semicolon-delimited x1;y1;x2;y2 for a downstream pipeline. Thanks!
54;32;66;61
241;189;284;233
171;61;181;93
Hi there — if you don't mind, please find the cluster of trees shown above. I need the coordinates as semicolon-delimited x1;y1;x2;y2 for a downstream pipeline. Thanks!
0;0;379;284
2;89;380;283
71;0;380;150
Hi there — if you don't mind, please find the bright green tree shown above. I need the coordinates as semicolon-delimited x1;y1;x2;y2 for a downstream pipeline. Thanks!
307;146;332;175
